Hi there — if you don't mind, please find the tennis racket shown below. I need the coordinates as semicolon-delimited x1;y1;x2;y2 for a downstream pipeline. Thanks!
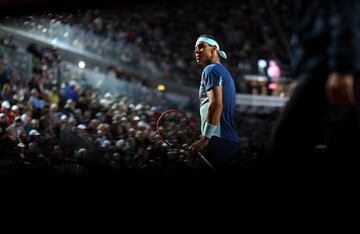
156;109;215;171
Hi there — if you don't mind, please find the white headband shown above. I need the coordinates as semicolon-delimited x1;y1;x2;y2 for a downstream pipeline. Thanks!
195;36;227;59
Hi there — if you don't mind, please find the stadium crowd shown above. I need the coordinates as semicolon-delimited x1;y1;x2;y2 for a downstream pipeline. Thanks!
1;37;281;175
0;0;291;175
3;0;293;88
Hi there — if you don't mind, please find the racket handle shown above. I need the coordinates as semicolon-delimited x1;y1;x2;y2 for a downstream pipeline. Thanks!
198;152;216;171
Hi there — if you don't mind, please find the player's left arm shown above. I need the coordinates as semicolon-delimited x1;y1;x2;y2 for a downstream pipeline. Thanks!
189;86;222;154
206;86;223;125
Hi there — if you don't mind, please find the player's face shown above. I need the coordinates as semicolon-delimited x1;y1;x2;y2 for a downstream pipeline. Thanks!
194;42;213;65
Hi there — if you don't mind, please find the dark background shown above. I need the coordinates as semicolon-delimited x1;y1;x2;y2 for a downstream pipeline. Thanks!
0;0;191;17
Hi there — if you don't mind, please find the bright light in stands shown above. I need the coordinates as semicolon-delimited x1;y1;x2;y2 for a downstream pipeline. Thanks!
268;82;278;90
64;32;69;37
257;59;267;69
78;61;86;69
51;39;57;45
258;77;267;82
157;84;166;91
267;60;281;78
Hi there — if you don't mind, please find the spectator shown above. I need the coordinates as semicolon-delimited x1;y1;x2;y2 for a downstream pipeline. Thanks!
63;80;79;103
267;0;360;173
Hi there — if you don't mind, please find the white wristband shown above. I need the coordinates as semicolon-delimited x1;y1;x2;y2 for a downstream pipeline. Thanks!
203;121;218;139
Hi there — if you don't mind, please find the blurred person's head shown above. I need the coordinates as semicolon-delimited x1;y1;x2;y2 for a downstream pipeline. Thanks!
65;99;75;109
30;88;40;98
1;100;11;111
90;92;98;100
112;152;120;163
137;120;149;130
29;129;40;138
11;105;20;115
0;113;7;123
148;131;158;143
12;94;20;102
1;83;12;95
85;89;93;98
69;80;78;90
75;108;83;117
75;148;87;160
95;112;106;122
44;131;53;141
14;116;23;127
111;103;119;111
132;115;140;122
84;110;92;119
104;92;113;100
22;87;30;98
97;123;109;133
28;142;37;152
88;118;100;131
135;130;144;139
101;140;111;149
127;136;136;147
5;127;16;141
21;113;31;125
31;119;40;129
120;116;128;124
128;128;135;137
79;96;87;105
115;139;125;150
50;103;58;112
60;114;68;123
52;145;62;157
17;142;26;153
97;130;105;138
112;114;122;124
135;103;144;112
77;124;87;133
51;86;58;93
68;117;77;126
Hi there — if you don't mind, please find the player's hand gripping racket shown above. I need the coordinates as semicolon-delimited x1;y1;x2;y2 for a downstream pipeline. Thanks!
156;109;215;171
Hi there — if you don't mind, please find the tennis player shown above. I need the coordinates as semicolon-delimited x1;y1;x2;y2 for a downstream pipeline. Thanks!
189;34;240;170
